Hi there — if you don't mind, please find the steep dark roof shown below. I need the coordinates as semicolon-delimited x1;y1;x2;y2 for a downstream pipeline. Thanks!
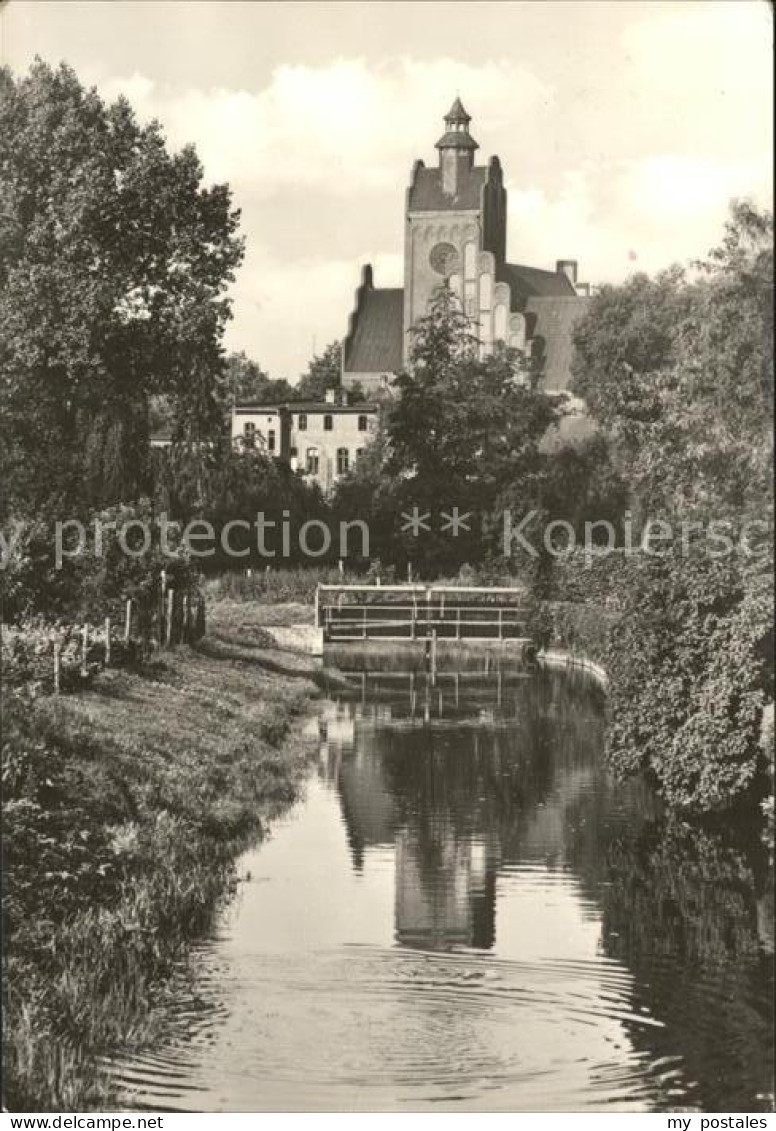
435;130;479;151
445;97;471;124
502;262;577;300
525;295;591;392
409;165;487;211
345;288;404;373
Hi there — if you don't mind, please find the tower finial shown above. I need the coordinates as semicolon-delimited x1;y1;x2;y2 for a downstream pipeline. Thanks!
445;96;471;126
435;98;478;193
435;98;478;155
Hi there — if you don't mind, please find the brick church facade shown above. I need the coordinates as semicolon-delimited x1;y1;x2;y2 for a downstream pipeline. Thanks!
342;99;591;396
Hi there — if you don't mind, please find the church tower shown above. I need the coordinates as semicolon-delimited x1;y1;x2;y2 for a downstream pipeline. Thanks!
437;97;478;196
342;100;587;396
402;100;509;362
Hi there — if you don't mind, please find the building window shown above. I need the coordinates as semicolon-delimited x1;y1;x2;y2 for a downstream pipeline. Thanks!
267;429;276;452
289;446;298;458
494;303;508;342
336;447;349;475
323;414;333;431
464;241;477;281
510;313;526;350
243;421;256;448
356;448;364;461
479;271;492;311
357;414;369;432
298;413;307;431
306;447;319;475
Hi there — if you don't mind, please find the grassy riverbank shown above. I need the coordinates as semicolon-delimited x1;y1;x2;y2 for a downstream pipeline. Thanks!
2;604;319;1111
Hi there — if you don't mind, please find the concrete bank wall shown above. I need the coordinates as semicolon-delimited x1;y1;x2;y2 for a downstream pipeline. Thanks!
538;648;609;692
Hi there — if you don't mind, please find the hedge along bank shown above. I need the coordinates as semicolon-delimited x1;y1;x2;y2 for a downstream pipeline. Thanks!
539;545;773;818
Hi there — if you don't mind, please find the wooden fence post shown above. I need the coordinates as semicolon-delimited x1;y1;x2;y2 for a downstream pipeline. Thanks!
183;594;191;642
104;616;111;666
124;598;132;643
165;588;175;647
81;625;89;676
53;640;61;695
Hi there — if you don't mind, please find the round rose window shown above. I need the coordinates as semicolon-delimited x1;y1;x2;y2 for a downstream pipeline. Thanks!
429;242;461;277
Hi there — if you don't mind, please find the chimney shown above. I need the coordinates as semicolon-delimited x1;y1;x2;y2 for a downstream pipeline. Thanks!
556;259;578;287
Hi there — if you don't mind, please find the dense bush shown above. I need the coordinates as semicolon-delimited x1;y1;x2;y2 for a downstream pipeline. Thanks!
546;545;773;815
2;500;200;624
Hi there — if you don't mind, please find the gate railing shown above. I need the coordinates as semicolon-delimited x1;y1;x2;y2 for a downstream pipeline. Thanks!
315;584;530;643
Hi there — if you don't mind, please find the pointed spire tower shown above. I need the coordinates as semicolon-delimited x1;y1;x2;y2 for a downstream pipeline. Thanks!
435;98;479;195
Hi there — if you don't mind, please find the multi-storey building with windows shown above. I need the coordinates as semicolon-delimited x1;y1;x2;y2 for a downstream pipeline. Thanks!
231;390;378;494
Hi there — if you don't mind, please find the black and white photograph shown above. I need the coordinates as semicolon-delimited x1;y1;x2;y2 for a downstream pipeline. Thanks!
0;0;773;1120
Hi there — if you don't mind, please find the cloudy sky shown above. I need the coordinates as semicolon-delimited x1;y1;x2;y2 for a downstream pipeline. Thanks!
1;0;772;379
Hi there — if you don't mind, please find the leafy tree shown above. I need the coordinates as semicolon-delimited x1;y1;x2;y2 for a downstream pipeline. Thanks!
153;441;328;568
538;434;629;533
564;202;774;815
293;341;342;401
571;202;773;522
331;418;396;566
0;60;243;516
219;350;295;410
334;286;564;576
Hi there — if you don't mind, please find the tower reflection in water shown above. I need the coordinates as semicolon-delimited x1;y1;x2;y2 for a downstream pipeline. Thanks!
316;662;565;953
315;661;773;1112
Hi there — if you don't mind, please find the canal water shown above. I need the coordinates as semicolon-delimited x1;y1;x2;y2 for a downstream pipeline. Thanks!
112;662;774;1112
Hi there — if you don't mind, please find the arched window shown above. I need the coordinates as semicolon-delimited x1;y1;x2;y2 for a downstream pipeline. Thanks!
336;447;349;475
306;447;320;475
510;313;526;349
267;429;276;452
358;414;369;432
494;304;508;342
323;414;333;431
479;272;492;311
464;241;477;281
464;279;477;318
243;421;256;448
